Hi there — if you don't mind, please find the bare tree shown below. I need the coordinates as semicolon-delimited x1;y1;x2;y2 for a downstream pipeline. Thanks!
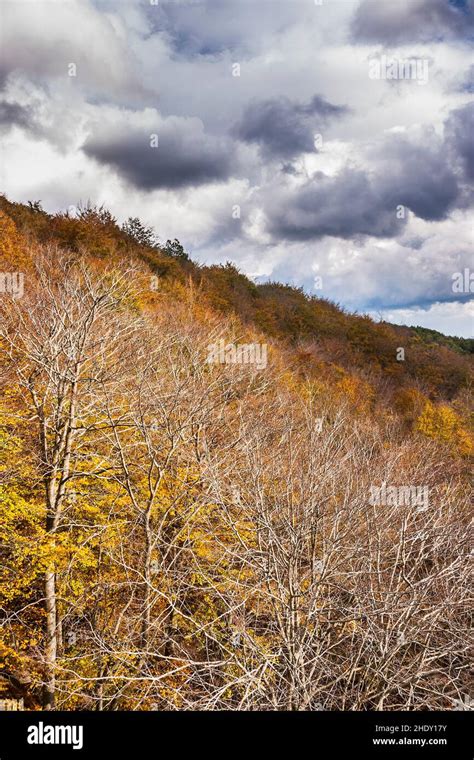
0;249;140;708
1;250;471;712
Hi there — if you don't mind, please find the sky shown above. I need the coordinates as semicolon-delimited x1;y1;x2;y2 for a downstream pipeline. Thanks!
0;0;473;336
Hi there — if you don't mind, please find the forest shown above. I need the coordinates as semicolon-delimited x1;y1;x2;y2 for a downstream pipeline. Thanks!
0;196;472;711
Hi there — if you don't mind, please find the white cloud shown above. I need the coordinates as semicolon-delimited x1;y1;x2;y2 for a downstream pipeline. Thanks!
372;300;473;339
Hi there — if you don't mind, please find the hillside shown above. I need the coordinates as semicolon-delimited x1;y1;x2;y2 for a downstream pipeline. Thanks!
0;194;472;711
408;325;473;355
1;196;472;408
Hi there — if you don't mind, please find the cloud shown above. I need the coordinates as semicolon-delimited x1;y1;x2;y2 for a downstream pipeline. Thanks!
264;125;461;243
83;108;239;190
0;100;34;133
370;300;474;338
454;64;474;93
445;101;474;182
265;169;404;241
219;213;473;319
0;0;146;102
351;0;474;45
143;0;305;58
373;130;459;221
234;94;347;161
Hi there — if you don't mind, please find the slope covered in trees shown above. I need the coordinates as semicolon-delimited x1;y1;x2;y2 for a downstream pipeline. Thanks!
0;195;472;711
1;196;471;408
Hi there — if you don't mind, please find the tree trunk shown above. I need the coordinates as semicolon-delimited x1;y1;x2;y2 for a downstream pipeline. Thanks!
43;570;57;709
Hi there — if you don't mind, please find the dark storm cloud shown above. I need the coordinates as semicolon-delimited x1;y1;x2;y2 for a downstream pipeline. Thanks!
374;135;460;221
234;95;347;161
0;101;34;132
83;116;238;190
351;0;474;44
445;101;474;181
266;169;404;241
265;128;462;242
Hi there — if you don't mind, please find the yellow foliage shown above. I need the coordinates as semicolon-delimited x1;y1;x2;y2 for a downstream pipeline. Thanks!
0;211;31;270
415;401;473;456
336;371;375;414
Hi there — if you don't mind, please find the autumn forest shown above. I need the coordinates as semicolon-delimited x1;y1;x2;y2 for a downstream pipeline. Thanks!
0;196;472;712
